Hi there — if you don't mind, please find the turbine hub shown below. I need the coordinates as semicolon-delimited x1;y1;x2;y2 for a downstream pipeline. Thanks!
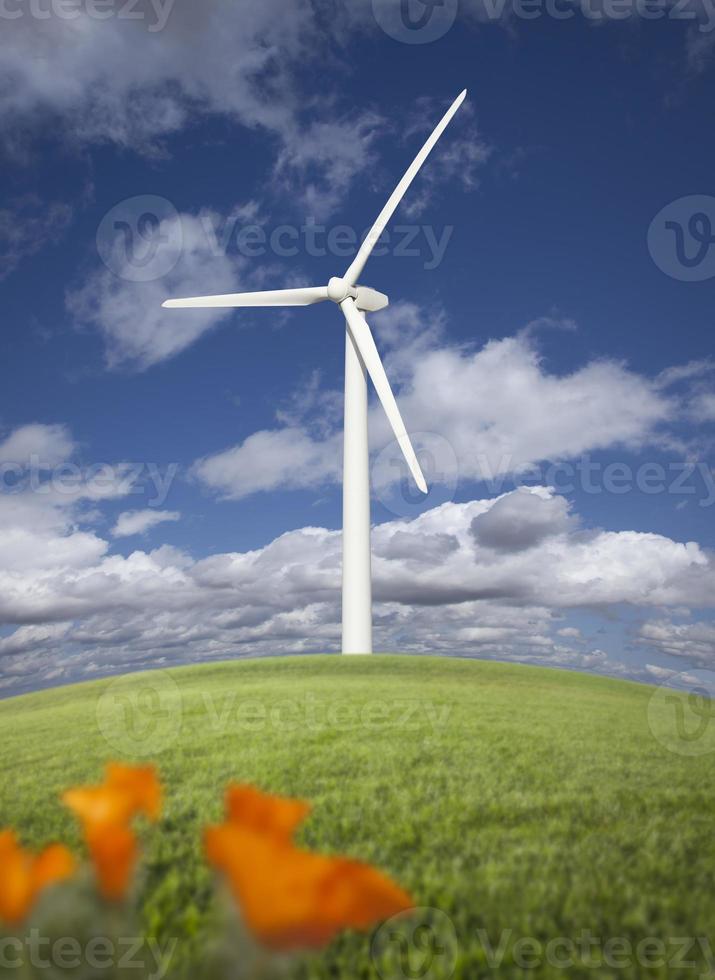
327;277;353;304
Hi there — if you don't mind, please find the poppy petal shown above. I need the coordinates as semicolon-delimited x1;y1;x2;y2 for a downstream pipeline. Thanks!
0;832;75;925
87;824;138;902
205;821;413;951
225;784;310;840
106;764;162;821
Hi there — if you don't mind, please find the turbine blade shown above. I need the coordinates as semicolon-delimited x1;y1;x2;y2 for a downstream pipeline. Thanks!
343;89;467;286
162;286;330;309
341;298;427;494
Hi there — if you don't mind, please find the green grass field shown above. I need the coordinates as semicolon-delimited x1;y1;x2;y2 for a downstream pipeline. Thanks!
1;655;714;979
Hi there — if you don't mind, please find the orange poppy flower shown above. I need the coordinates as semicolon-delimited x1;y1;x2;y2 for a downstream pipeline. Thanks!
63;764;161;831
62;764;161;901
0;831;75;925
84;824;138;902
205;786;413;950
105;763;162;821
224;784;311;841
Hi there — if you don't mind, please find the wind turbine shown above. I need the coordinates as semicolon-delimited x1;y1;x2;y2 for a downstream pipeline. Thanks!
162;89;467;655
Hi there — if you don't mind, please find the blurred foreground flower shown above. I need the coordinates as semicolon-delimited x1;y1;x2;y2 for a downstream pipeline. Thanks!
206;784;413;951
63;763;161;901
0;831;75;925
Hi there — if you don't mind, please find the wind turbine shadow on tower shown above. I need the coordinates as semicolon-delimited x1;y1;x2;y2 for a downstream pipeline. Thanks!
162;89;467;655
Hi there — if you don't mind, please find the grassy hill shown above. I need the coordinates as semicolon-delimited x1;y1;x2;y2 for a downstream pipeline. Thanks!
1;655;714;978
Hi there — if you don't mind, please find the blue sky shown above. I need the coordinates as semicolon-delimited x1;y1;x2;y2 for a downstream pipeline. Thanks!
1;0;715;695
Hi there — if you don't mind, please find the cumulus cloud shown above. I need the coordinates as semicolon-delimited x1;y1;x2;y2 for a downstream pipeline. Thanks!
0;423;76;468
193;310;680;499
470;489;576;552
639;620;715;667
644;663;702;686
0;0;392;221
112;509;180;538
0;623;70;658
0;0;311;148
1;471;714;695
0;424;119;576
390;322;675;482
0;0;505;297
66;210;250;369
192;428;342;501
0;424;158;581
380;531;459;565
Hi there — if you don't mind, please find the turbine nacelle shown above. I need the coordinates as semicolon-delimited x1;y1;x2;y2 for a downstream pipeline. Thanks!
328;277;389;313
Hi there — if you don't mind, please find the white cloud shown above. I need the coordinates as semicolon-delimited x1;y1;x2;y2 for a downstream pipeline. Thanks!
369;492;711;609
655;360;715;427
112;509;180;538
192;428;341;501
66;211;249;369
645;664;705;690
0;0;391;223
192;312;679;499
390;323;675;482
0;423;75;467
470;488;576;552
0;623;70;657
399;98;491;219
639;620;715;667
0;0;310;148
274;112;385;220
689;391;715;423
0;424;154;578
0;524;108;576
1;474;715;695
0;0;506;299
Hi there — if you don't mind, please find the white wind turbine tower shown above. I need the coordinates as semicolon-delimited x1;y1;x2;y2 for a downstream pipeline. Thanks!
163;90;466;655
